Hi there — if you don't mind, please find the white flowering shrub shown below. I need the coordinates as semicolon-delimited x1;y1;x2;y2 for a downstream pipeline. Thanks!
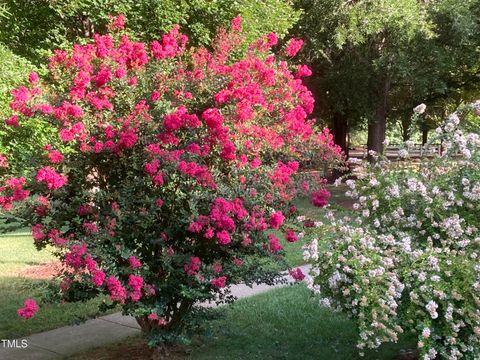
303;104;480;359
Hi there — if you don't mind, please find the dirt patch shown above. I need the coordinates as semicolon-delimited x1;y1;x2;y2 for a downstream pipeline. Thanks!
325;184;354;210
336;198;355;209
70;337;191;360
17;261;63;279
395;349;419;360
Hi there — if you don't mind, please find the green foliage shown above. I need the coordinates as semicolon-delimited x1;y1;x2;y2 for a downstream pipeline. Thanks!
0;45;55;174
292;0;480;149
333;0;433;48
0;0;300;65
237;0;301;44
0;44;34;117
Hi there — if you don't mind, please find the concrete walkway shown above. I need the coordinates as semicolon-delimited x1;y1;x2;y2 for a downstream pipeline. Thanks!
0;265;310;360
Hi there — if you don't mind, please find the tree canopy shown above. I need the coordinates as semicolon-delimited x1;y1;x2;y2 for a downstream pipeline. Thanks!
0;0;301;65
292;0;480;154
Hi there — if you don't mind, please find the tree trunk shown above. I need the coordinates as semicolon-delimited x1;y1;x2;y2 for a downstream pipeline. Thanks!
136;315;154;335
328;112;350;181
135;299;193;335
367;115;386;159
422;127;428;145
367;75;391;161
331;112;349;158
401;118;410;142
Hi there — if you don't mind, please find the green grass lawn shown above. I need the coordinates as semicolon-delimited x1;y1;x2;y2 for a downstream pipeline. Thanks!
0;232;54;275
0;225;315;340
70;284;415;360
195;284;414;360
284;186;352;267
0;233;111;339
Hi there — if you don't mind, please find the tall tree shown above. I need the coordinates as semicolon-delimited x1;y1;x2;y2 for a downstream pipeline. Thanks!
293;0;480;156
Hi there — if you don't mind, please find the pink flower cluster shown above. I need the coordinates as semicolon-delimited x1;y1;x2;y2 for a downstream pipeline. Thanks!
128;274;144;302
284;39;304;57
188;197;249;246
265;234;281;253
269;211;285;229
17;298;39;319
150;25;187;60
178;161;217;189
285;229;298;243
106;276;127;303
47;150;64;163
210;276;227;288
128;256;142;269
289;268;305;281
32;224;46;241
0;176;29;210
184;256;202;276
92;271;106;286
310;189;331;208
36;167;67;190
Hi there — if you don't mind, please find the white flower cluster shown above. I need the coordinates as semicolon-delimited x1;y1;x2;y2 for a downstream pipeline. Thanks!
303;105;480;359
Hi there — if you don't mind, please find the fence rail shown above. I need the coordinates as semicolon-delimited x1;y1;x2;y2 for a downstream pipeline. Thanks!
349;144;443;158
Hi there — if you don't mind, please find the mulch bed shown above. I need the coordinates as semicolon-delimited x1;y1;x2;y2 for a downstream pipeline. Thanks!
17;261;63;279
70;338;191;360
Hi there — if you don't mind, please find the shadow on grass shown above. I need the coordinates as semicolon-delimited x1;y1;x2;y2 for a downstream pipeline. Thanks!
70;284;416;360
0;260;47;265
193;284;415;360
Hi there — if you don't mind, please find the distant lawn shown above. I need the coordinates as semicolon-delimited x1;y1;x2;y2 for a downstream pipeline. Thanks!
285;185;352;267
0;232;54;275
70;284;415;360
0;233;112;339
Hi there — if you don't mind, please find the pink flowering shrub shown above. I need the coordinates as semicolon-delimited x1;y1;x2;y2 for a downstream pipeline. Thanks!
1;16;340;344
303;104;480;359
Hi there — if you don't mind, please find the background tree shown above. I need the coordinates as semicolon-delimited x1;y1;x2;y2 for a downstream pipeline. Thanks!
0;0;301;65
292;0;480;157
0;45;56;174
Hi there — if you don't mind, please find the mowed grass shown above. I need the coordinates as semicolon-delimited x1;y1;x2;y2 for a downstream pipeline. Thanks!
194;285;413;360
70;284;415;360
0;233;111;339
0;232;54;275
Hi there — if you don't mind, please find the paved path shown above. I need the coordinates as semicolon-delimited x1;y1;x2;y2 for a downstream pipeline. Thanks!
0;265;310;360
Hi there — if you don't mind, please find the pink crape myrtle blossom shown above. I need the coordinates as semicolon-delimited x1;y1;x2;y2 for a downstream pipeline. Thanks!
36;167;67;190
17;298;39;319
210;276;227;288
269;211;285;229
0;14;341;345
310;189;331;208
128;256;142;269
289;268;305;281
284;38;304;57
